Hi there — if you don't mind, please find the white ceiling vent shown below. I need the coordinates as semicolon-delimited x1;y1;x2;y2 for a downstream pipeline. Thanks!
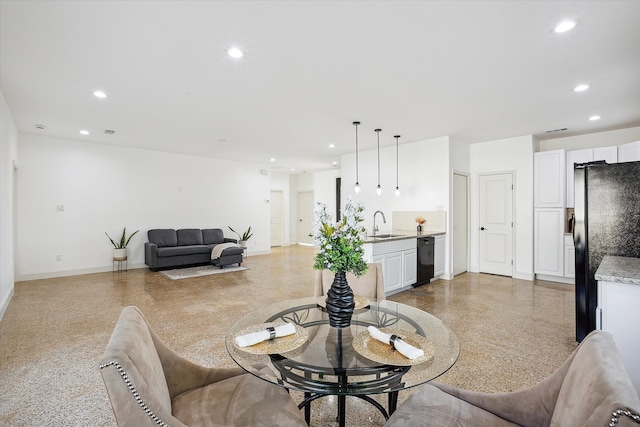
104;129;116;135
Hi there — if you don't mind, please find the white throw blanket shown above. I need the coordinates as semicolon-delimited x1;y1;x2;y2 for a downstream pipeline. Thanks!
211;242;240;260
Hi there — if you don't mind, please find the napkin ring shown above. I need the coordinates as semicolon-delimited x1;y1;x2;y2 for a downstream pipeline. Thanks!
389;334;399;350
266;327;276;340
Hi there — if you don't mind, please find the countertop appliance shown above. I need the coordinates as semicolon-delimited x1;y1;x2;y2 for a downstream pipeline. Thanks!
573;160;640;342
415;236;434;287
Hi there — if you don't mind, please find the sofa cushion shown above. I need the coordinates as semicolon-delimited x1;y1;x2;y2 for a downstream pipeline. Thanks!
172;371;306;427
177;229;203;246
148;229;177;247
202;228;225;245
157;245;210;258
384;384;518;426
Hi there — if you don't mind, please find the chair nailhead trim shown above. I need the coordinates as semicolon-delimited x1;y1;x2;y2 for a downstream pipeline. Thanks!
100;361;169;427
609;408;640;426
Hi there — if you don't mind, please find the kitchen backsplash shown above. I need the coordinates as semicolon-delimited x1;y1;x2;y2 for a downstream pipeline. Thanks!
392;211;446;232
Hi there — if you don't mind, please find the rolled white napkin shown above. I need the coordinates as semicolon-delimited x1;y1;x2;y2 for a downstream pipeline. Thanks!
367;326;424;360
235;323;296;348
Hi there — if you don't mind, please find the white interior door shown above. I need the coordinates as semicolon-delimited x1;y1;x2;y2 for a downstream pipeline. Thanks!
453;173;468;276
270;191;283;247
297;191;314;245
478;173;514;276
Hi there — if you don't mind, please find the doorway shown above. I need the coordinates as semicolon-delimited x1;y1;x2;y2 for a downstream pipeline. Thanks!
270;190;283;247
453;172;468;276
297;191;314;245
478;172;514;276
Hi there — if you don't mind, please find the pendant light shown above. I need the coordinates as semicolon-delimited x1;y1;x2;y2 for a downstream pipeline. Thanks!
353;121;361;194
394;135;400;196
375;128;382;196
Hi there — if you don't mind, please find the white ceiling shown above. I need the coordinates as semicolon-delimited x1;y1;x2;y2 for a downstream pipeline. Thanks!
1;1;639;173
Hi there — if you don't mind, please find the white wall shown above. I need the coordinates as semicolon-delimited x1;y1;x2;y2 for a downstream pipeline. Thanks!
0;92;18;319
341;136;451;232
538;126;640;152
17;133;272;280
469;135;535;280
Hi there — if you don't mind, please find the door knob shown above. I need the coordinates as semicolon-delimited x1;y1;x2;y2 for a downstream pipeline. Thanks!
480;227;486;230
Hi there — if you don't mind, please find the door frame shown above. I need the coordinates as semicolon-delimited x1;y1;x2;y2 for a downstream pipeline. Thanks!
477;171;515;277
452;171;469;276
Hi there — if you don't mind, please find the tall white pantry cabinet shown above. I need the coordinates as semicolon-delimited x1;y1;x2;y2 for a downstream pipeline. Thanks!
534;150;566;278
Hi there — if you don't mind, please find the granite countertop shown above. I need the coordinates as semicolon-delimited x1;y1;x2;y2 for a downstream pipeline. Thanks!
594;256;640;286
363;230;445;243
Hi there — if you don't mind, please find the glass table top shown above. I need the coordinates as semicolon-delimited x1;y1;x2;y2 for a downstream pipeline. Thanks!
226;296;460;396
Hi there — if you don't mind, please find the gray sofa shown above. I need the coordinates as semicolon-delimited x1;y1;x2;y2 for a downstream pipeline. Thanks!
144;228;243;271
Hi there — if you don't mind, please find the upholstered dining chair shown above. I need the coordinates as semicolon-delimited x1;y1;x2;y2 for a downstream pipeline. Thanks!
99;306;307;427
384;330;640;426
314;263;385;301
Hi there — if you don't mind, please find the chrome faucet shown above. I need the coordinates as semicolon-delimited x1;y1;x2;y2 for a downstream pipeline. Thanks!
373;210;386;235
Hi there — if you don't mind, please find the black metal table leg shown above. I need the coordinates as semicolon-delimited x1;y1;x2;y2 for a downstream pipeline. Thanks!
388;390;399;415
338;394;346;427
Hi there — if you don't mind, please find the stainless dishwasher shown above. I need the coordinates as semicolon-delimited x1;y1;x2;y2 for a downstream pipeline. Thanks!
414;236;434;287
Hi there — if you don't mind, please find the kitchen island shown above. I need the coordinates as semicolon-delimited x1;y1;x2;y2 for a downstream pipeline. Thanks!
595;255;640;395
363;231;446;296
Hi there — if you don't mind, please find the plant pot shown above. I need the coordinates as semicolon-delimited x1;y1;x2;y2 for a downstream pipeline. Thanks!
239;240;248;248
325;271;356;328
113;248;127;259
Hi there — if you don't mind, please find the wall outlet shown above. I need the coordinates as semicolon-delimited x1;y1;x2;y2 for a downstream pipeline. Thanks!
55;204;64;212
56;255;62;261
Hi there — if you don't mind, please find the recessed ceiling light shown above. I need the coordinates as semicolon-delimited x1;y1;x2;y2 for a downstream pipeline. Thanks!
589;115;601;121
228;47;244;58
332;161;338;165
93;90;108;99
328;144;335;148
79;130;90;135
574;84;590;92
270;158;276;162
555;20;576;33
291;168;296;172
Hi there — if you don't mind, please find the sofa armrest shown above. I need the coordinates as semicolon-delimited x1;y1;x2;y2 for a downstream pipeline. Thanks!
145;242;159;269
223;238;238;244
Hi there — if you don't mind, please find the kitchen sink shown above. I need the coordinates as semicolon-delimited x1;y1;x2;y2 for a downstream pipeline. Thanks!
367;233;407;239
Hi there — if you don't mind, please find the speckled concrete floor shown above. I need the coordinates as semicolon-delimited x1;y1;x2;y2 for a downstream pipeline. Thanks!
0;245;576;426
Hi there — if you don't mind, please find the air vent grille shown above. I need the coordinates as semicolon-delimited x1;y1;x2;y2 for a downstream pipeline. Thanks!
545;128;568;133
104;129;116;135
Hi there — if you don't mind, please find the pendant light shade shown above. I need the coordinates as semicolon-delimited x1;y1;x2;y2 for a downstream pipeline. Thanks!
353;121;361;194
375;129;382;196
394;135;400;197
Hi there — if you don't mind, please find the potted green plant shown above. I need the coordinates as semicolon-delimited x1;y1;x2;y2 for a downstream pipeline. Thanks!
105;227;140;258
228;225;253;248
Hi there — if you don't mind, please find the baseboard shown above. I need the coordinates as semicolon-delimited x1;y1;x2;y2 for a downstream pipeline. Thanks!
0;286;14;322
514;271;535;281
535;274;574;285
16;263;147;282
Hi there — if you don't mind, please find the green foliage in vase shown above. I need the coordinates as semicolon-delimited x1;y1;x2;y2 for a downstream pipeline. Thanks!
105;227;140;249
310;197;368;276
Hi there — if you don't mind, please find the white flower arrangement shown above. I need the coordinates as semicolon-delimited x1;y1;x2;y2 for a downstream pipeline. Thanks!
310;197;368;276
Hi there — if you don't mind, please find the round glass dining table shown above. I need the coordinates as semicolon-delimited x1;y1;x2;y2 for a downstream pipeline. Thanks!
226;296;459;426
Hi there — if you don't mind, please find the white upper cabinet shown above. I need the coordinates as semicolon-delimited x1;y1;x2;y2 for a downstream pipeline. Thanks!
565;149;593;208
618;140;640;162
534;150;565;208
593;145;618;163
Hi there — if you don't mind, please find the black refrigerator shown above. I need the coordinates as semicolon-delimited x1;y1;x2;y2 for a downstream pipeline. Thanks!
573;160;640;342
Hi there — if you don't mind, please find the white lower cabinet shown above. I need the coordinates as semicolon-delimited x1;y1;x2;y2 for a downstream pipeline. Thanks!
564;234;575;278
534;208;564;277
402;249;417;287
434;235;445;277
597;280;640;394
364;238;418;296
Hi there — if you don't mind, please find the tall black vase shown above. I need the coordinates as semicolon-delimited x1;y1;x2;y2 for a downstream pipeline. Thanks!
325;271;355;328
